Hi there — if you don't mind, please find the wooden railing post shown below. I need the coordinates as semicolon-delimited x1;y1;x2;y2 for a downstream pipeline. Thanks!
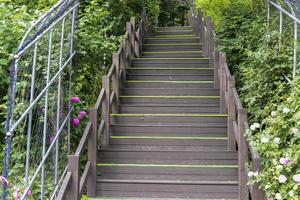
102;76;110;146
130;17;137;57
197;9;204;43
138;20;143;53
126;22;133;59
238;109;249;200
87;108;98;197
67;155;80;200
112;53;120;113
206;17;213;59
228;76;236;150
219;53;227;114
252;157;266;200
214;49;220;89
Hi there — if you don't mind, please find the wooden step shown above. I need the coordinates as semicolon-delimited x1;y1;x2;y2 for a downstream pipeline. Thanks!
121;88;219;96
119;104;220;114
127;74;213;81
99;149;238;165
145;38;200;44
131;58;209;68
111;124;227;136
125;81;214;89
156;26;193;31
96;179;238;199
141;51;202;58
127;68;214;75
143;43;202;51
155;30;194;35
110;114;227;124
119;96;220;104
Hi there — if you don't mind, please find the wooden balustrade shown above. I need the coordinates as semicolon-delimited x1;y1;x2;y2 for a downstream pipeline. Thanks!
190;8;267;200
57;8;151;199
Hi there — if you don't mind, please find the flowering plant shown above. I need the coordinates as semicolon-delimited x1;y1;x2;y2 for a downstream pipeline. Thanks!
247;88;300;200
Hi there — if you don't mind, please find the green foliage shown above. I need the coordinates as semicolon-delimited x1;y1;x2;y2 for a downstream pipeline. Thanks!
0;0;161;198
158;0;190;26
202;1;300;199
196;0;252;25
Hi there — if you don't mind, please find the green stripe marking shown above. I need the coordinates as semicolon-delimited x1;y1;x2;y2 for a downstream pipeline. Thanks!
142;51;202;54
147;37;200;40
126;80;213;83
144;43;202;46
156;30;192;32
132;58;209;60
97;163;238;168
127;67;213;70
110;113;227;117
111;136;227;140
120;95;220;99
154;35;196;37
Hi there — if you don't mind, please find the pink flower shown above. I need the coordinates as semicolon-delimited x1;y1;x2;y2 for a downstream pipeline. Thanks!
26;189;32;197
279;158;291;166
78;111;87;119
0;176;9;186
71;97;80;103
72;118;80;126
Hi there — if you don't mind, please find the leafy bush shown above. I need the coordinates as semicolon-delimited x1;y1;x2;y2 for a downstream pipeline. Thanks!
199;1;300;199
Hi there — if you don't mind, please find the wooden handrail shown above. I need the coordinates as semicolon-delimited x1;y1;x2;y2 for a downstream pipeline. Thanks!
190;8;267;200
57;8;151;199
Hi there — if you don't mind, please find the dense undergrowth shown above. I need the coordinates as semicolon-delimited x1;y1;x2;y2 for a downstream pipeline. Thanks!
197;0;300;199
0;0;189;198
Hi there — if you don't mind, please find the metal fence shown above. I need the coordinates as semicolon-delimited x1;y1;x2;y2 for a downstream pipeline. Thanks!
2;0;79;199
268;0;300;81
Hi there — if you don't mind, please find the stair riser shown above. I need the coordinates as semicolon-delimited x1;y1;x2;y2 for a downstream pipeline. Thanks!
99;159;237;165
98;166;237;176
120;98;219;104
156;31;194;35
99;174;238;182
142;52;203;58
111;126;227;135
108;145;228;151
131;63;209;68
156;27;193;31
126;82;214;89
96;191;238;199
97;184;238;198
119;106;220;114
109;139;227;147
146;39;200;44
127;69;214;75
111;116;227;124
99;151;238;160
121;88;219;96
127;74;213;81
143;45;202;51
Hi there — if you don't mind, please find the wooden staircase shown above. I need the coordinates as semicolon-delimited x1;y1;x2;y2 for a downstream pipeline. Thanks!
95;26;239;199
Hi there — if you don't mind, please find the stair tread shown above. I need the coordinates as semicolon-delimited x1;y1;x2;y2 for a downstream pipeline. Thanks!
96;26;237;199
98;179;238;185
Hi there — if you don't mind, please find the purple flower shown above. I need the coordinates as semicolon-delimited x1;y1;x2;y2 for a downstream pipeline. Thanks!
78;111;87;119
279;158;291;166
26;189;32;197
71;97;80;103
72;118;80;126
